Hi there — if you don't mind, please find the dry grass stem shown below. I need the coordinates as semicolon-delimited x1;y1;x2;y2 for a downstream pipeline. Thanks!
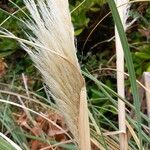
115;0;128;149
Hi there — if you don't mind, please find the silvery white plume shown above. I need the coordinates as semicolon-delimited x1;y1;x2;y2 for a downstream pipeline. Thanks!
0;0;91;149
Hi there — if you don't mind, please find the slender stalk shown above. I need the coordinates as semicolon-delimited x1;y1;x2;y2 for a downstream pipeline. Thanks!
107;0;142;149
143;72;150;127
79;87;91;150
115;0;128;149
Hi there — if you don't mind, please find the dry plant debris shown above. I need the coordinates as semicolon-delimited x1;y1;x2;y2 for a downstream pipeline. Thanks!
16;112;68;150
0;58;7;77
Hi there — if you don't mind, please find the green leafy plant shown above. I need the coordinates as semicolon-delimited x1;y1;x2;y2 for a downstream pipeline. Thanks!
70;0;106;35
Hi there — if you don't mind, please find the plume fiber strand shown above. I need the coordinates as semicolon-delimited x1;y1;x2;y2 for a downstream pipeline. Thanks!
17;0;91;149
